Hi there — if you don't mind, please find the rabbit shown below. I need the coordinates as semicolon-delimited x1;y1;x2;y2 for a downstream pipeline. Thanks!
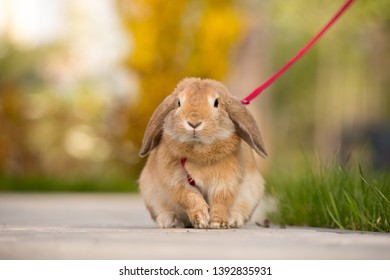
138;77;268;229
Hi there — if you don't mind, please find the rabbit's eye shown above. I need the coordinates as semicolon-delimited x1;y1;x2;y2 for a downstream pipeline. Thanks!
214;98;219;108
178;100;181;107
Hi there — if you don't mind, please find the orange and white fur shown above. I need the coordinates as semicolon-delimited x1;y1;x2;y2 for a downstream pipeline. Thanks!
139;78;268;229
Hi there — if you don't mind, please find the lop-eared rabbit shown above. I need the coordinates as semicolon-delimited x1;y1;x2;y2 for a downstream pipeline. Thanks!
139;78;268;229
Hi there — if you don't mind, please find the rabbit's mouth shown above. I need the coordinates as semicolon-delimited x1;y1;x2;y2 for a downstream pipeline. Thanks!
180;131;209;144
189;132;202;142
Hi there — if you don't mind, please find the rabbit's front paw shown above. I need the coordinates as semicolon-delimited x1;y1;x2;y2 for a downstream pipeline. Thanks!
209;219;229;229
156;212;186;228
188;207;210;229
209;203;230;229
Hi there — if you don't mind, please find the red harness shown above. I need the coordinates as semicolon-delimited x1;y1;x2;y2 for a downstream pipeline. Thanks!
180;157;196;186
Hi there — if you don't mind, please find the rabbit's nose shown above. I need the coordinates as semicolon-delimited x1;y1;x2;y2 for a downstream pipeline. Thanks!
187;121;202;129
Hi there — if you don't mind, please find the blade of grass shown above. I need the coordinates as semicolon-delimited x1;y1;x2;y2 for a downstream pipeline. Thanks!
326;206;345;229
326;190;344;229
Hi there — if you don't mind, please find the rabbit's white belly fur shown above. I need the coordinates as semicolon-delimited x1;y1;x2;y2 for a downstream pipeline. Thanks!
228;170;265;227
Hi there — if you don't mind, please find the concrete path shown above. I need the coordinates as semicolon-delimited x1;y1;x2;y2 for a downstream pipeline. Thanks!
0;193;389;259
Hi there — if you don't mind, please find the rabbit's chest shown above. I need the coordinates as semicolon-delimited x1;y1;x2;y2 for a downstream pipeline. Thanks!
183;157;242;192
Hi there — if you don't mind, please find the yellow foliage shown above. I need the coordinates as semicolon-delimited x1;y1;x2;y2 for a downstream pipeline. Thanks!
186;4;241;78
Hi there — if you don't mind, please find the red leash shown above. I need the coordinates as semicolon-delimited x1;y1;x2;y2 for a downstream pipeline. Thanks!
241;0;356;105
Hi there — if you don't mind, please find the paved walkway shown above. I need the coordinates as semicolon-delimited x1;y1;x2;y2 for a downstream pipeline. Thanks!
0;193;389;259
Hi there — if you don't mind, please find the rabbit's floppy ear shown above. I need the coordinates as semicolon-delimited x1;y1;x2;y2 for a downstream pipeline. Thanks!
225;96;267;159
139;78;196;157
139;94;176;157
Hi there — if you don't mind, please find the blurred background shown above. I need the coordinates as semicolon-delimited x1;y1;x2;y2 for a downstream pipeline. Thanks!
0;0;389;192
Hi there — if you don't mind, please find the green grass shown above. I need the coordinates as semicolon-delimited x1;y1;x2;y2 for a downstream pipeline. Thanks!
266;164;390;232
0;174;138;192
